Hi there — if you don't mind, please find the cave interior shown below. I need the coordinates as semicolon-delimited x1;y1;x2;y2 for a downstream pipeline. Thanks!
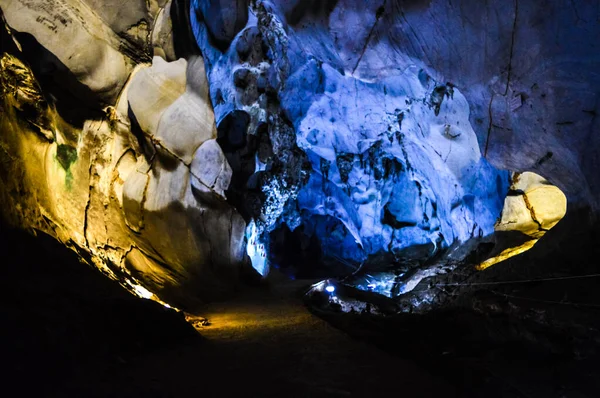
1;0;600;396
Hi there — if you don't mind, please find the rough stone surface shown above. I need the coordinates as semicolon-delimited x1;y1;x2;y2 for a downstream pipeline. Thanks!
0;0;583;306
2;0;138;103
287;0;600;214
152;0;177;61
194;0;249;50
0;7;247;306
191;1;511;277
497;172;567;238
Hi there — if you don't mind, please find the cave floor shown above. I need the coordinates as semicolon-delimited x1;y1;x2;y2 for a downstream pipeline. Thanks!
121;282;453;397
4;222;600;397
0;226;450;397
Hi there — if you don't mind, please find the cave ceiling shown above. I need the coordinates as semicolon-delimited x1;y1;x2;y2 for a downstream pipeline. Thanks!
0;0;590;309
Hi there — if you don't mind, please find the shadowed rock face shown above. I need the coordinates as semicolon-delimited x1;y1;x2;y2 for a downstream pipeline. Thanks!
195;0;249;50
0;0;580;305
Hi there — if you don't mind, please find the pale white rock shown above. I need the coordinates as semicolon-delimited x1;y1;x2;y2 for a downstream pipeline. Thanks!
2;0;135;103
81;0;157;44
129;56;217;164
152;0;177;61
128;57;187;137
122;165;151;233
191;139;233;198
121;54;244;300
0;40;246;305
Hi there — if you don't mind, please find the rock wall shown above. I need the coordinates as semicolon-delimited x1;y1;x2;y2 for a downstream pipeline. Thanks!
295;0;599;213
0;0;582;304
0;1;248;307
190;0;511;276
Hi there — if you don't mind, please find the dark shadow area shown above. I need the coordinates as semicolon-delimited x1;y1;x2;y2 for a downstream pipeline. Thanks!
305;209;600;397
0;223;199;396
193;0;248;52
285;0;340;26
6;31;105;128
0;223;453;397
171;0;202;59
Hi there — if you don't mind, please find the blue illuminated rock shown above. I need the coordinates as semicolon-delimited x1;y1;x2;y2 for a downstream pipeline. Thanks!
273;0;600;212
195;0;249;51
190;0;510;273
0;0;587;305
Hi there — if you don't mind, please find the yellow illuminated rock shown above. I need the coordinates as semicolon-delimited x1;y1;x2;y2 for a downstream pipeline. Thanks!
0;47;246;307
484;172;567;270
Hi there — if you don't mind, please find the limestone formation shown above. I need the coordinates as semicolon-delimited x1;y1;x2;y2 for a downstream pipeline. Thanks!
2;0;136;103
152;0;177;61
191;1;512;281
0;0;579;307
0;1;247;307
497;172;567;238
307;0;600;214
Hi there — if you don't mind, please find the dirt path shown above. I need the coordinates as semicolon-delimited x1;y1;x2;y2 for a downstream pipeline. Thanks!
75;281;453;397
1;226;451;397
